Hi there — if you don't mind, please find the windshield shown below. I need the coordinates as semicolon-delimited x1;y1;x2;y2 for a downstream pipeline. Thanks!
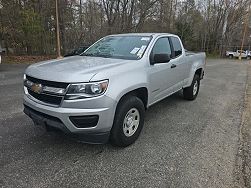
81;36;152;60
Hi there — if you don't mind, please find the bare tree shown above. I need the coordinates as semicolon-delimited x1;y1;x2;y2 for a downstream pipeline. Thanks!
0;0;250;55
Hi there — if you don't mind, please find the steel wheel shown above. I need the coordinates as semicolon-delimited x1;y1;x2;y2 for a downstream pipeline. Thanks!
123;108;140;137
193;80;198;96
110;95;145;147
183;74;200;100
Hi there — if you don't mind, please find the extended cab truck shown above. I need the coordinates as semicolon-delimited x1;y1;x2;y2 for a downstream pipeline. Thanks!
23;33;206;147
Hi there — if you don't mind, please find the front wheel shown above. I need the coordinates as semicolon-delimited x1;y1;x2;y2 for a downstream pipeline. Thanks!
183;74;200;100
110;95;145;147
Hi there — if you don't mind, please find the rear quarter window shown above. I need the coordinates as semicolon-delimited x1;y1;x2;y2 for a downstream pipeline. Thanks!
170;37;182;57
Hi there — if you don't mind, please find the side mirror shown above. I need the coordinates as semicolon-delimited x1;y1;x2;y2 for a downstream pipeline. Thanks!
151;54;171;65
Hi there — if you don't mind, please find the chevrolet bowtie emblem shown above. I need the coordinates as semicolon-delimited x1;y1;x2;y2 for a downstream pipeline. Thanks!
31;83;43;94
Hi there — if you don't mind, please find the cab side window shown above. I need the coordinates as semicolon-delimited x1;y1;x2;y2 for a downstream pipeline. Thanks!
151;37;172;57
170;37;182;57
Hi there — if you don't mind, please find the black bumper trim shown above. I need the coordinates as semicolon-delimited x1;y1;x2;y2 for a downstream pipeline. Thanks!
23;105;110;144
70;132;110;144
69;115;99;128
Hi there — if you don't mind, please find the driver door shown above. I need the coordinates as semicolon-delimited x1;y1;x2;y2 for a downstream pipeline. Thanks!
148;37;181;104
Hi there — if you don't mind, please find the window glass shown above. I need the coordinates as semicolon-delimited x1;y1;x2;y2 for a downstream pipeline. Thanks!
171;37;182;57
152;38;172;56
82;36;152;60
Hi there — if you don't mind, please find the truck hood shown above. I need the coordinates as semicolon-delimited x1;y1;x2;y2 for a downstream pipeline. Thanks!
25;56;130;83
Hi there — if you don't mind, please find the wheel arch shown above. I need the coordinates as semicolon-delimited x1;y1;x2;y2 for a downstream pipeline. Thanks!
195;68;203;79
116;87;149;110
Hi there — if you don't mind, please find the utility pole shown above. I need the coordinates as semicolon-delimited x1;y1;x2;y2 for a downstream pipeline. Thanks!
221;0;228;57
80;0;83;31
79;0;83;41
239;2;251;60
55;0;62;58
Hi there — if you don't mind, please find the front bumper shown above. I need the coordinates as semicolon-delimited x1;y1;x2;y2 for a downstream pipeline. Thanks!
23;94;117;144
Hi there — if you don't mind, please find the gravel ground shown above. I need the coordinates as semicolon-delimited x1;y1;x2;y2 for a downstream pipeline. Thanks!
0;59;250;188
234;63;251;188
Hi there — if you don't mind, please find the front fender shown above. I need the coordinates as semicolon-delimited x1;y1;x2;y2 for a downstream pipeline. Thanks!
106;74;149;103
91;63;149;104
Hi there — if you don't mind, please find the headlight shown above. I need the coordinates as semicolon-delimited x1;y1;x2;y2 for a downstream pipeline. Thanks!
65;80;109;99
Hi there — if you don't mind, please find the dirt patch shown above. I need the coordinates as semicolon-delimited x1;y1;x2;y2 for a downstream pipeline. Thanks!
2;55;56;64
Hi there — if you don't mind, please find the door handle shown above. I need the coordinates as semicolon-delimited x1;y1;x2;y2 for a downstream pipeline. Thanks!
171;64;177;69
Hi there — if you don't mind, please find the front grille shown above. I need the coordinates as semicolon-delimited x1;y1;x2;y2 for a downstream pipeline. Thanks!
26;75;68;106
28;89;63;105
26;75;68;88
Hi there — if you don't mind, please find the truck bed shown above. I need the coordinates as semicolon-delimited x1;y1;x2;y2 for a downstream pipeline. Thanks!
185;51;205;56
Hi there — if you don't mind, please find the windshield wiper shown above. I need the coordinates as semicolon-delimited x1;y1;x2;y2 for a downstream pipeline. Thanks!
96;54;112;58
81;53;112;58
81;53;95;57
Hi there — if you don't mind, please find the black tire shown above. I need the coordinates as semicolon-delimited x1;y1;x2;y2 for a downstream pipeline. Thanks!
229;55;233;59
110;95;145;147
183;74;200;100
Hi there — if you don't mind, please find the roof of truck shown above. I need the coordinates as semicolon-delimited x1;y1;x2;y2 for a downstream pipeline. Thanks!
108;33;177;37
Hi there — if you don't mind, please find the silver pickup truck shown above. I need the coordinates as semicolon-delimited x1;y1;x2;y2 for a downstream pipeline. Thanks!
23;33;206;147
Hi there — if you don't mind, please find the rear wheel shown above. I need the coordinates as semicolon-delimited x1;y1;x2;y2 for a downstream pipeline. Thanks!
183;74;200;100
229;55;233;59
110;95;145;147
